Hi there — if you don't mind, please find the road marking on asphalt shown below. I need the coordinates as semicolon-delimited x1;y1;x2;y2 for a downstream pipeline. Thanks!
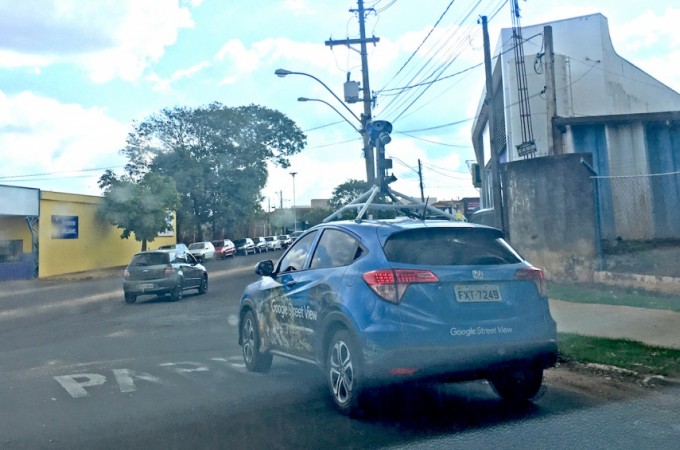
159;361;210;374
54;373;107;398
113;369;163;393
53;356;250;398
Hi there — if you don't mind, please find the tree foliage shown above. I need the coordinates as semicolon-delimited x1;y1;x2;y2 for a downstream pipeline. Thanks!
329;179;395;220
114;103;306;240
329;179;371;210
98;171;181;251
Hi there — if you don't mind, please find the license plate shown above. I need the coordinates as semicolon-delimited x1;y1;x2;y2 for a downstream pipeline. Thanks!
139;283;154;290
454;284;502;302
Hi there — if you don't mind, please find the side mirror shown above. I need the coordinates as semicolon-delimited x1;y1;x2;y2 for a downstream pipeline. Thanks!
255;260;275;277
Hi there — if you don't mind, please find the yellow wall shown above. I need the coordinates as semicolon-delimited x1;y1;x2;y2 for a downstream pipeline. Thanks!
38;191;177;278
0;216;33;253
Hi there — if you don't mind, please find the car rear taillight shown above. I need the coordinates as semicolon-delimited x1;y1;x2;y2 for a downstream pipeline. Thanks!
363;269;439;304
164;265;174;278
123;269;130;280
514;267;547;297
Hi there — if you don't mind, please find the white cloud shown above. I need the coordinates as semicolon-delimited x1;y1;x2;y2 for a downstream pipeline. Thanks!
147;61;211;92
0;0;195;83
0;91;128;195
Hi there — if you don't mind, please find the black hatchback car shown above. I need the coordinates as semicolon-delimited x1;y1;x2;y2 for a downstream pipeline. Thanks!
123;250;208;303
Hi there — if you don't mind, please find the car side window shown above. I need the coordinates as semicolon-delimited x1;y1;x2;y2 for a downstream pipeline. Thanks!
278;231;318;273
310;229;364;269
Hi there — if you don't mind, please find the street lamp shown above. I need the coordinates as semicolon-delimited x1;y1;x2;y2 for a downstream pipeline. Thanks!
275;69;360;123
276;68;376;184
290;172;297;232
297;97;360;133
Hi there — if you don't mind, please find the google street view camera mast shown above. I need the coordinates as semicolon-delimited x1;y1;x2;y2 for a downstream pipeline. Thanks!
365;120;395;193
323;119;456;223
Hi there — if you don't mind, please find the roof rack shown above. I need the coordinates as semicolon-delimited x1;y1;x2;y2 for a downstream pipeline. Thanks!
323;185;458;223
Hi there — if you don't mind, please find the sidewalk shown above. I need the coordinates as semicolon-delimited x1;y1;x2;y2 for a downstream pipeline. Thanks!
549;299;680;349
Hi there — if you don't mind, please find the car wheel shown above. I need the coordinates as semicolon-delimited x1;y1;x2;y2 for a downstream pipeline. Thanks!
124;293;136;304
198;274;208;295
327;329;365;415
489;367;544;402
170;283;183;302
241;310;273;372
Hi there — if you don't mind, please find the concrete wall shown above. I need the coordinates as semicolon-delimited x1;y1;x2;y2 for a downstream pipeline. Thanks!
38;191;177;278
502;153;597;281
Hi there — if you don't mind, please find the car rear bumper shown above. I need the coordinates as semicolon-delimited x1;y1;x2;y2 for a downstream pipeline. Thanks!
360;338;558;383
124;278;177;296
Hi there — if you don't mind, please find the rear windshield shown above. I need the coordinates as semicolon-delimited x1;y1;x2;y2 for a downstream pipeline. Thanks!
130;252;169;266
383;228;521;266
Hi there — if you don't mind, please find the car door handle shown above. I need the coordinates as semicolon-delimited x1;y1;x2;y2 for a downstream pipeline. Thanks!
284;280;297;287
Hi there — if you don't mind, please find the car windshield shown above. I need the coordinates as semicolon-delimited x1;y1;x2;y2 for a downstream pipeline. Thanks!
265;237;274;241
234;239;247;246
188;243;203;249
383;228;521;266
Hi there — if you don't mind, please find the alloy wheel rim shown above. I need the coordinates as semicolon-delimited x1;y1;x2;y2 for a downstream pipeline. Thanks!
243;318;255;363
329;340;353;404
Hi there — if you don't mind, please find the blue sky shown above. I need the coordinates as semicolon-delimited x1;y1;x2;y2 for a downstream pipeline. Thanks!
0;0;678;208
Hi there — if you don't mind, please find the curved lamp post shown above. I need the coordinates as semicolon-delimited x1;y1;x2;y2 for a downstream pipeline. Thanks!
297;97;361;133
275;69;361;124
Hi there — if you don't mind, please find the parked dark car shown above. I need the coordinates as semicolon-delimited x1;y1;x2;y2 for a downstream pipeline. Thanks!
238;219;557;415
212;239;236;259
123;249;208;303
234;238;256;255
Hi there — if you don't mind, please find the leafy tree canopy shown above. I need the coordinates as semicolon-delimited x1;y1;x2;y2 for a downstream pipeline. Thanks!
114;103;306;240
329;179;395;220
98;171;181;251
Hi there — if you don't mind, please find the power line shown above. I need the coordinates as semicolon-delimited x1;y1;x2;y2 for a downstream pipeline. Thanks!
0;166;122;181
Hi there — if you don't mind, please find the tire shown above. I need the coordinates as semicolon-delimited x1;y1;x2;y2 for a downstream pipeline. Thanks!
170;283;183;302
327;329;365;415
490;367;544;402
198;274;208;295
241;310;273;372
124;293;136;304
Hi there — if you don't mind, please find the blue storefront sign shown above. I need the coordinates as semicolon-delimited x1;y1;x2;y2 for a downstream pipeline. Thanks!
51;215;79;239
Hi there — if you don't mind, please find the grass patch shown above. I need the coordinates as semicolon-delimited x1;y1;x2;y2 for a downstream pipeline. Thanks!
548;282;680;312
559;332;680;378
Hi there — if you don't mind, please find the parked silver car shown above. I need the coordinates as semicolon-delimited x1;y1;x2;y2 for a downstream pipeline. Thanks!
188;241;216;262
123;250;208;303
264;235;282;250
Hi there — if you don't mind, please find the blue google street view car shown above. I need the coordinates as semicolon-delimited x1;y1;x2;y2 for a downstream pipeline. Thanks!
238;219;557;415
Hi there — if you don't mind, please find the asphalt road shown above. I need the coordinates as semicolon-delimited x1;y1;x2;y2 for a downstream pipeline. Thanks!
0;252;679;449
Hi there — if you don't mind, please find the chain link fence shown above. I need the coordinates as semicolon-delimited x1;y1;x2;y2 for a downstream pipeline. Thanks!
593;171;680;277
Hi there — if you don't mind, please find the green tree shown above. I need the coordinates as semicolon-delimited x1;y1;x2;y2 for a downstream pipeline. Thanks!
329;179;395;220
117;103;306;241
98;171;181;251
329;179;371;210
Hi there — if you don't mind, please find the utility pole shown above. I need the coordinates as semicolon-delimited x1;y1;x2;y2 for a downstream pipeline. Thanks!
418;159;425;202
482;16;504;232
325;0;379;185
544;25;561;155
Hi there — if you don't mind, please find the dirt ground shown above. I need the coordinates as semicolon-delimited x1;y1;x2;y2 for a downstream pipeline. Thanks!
546;360;677;402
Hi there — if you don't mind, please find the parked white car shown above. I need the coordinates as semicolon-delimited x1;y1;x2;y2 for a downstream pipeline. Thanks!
188;241;216;262
264;236;282;250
